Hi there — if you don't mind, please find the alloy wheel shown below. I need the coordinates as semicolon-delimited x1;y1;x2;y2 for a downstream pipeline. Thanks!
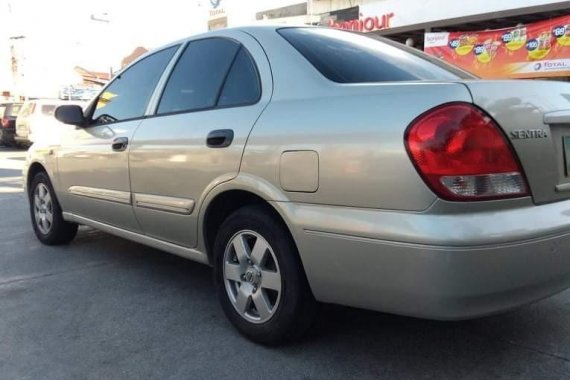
34;183;53;235
223;230;282;324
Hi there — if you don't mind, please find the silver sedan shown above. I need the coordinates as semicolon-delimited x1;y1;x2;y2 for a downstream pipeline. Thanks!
23;26;570;345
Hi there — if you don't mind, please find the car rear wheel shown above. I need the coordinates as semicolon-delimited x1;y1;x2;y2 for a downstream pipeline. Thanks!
29;171;78;245
214;205;316;345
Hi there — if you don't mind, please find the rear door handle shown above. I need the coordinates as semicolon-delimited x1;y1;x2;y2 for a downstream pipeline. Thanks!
206;129;234;148
112;137;129;152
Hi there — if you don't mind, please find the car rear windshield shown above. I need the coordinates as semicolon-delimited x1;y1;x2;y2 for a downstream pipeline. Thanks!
9;104;22;116
0;104;22;116
278;28;475;83
8;104;22;116
41;105;57;116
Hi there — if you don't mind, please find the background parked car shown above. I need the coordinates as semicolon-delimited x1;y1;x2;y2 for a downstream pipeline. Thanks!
0;102;23;147
15;99;85;147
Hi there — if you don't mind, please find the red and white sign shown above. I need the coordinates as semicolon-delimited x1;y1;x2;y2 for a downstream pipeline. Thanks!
424;14;570;78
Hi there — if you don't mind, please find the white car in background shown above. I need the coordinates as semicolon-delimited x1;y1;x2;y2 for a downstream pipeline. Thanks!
15;99;85;147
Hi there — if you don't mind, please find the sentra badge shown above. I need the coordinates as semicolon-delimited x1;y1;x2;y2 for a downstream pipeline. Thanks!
510;129;548;139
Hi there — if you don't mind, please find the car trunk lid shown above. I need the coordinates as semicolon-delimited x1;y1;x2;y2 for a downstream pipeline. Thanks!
462;80;570;204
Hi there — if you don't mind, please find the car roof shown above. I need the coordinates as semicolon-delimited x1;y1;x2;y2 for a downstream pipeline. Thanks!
172;25;313;45
120;25;312;76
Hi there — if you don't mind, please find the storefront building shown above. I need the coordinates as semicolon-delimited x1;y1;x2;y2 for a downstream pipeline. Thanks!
323;0;570;79
207;0;229;30
213;0;570;78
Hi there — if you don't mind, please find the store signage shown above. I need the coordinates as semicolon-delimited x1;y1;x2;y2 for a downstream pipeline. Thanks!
424;14;570;78
209;0;226;19
329;13;395;32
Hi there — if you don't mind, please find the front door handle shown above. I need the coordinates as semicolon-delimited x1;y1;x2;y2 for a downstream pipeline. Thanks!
206;129;234;148
112;137;129;152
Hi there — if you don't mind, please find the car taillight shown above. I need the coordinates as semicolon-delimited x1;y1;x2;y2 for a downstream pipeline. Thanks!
404;103;529;201
1;117;8;128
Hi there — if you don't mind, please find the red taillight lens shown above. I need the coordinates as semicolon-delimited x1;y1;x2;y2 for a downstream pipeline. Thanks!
405;103;529;201
1;117;8;128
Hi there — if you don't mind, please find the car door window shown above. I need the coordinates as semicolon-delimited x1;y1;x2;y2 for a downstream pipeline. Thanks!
217;48;261;107
157;38;240;115
92;45;178;124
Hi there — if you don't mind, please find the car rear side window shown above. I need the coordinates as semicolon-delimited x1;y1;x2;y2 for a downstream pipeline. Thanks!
217;47;260;107
278;28;473;83
157;38;242;115
92;45;178;124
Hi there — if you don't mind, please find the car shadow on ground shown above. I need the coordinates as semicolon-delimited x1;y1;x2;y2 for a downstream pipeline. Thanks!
62;226;570;378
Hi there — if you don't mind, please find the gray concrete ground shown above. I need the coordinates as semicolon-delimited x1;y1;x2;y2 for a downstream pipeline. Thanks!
1;146;570;379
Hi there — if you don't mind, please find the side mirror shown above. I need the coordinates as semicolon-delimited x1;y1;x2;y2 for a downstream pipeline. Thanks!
55;105;86;126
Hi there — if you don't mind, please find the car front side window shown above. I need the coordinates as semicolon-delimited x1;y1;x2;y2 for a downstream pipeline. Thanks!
91;45;179;124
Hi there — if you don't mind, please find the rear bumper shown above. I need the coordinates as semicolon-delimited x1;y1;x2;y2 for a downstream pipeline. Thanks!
276;199;570;320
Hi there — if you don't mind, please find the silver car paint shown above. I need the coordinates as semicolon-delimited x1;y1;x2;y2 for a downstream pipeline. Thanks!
24;26;570;320
464;80;570;205
128;31;273;248
56;120;143;232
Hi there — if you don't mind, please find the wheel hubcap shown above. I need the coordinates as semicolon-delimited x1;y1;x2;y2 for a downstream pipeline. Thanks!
244;266;262;287
33;183;53;235
223;230;282;324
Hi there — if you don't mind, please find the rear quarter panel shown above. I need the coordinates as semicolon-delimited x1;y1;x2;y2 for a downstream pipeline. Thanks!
242;83;472;211
241;28;473;211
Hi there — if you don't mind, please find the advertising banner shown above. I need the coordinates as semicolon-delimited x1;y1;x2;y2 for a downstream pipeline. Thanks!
424;15;570;78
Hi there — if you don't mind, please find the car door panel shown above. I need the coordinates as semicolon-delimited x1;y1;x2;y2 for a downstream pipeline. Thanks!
57;121;142;231
129;32;272;247
129;106;264;246
56;45;180;231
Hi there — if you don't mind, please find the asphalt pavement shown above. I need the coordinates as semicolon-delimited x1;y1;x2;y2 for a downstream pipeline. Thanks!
1;146;570;379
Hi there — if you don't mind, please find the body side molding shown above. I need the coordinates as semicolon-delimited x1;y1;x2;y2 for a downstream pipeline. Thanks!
133;193;195;215
68;186;132;205
62;212;209;264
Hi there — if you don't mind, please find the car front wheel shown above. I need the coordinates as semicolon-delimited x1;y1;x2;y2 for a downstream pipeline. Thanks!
29;171;78;245
214;204;316;345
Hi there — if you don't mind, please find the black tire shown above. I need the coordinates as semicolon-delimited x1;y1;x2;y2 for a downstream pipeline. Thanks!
29;171;78;245
214;204;316;345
